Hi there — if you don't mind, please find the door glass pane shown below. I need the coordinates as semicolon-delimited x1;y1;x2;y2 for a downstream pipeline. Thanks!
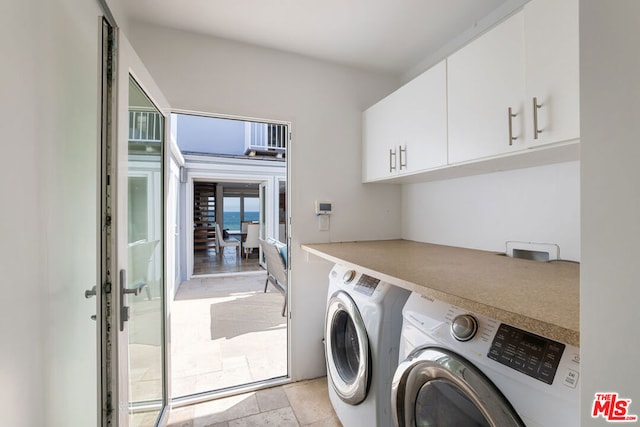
128;75;164;424
243;196;259;223
415;379;490;427
331;310;361;383
223;196;241;231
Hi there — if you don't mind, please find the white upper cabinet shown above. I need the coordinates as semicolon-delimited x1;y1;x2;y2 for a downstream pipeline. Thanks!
396;60;448;175
363;60;447;182
447;12;526;164
448;0;579;164
523;0;579;146
362;84;402;182
362;0;579;183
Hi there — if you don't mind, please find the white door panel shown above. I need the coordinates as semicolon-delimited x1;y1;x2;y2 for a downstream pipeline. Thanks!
110;31;171;427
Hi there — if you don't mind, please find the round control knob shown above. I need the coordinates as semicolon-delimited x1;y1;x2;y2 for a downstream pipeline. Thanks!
343;270;356;284
451;314;478;342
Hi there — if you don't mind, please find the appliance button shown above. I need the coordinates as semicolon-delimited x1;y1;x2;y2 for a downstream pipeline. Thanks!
563;369;579;388
342;270;356;284
451;314;478;342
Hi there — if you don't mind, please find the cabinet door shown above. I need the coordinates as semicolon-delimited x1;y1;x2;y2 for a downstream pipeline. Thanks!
396;60;448;174
448;12;526;164
363;93;400;182
523;0;579;146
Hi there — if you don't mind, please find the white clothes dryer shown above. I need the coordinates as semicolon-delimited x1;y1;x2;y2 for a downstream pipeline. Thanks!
392;292;580;427
325;264;410;427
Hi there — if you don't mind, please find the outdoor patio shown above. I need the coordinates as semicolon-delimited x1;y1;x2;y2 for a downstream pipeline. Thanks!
170;273;288;397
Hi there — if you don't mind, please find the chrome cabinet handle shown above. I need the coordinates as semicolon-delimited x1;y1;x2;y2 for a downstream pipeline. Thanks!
399;145;407;170
389;148;397;173
533;97;543;139
508;107;518;146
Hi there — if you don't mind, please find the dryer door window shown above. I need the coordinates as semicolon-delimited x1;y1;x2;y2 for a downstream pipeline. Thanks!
415;379;489;426
331;310;361;383
325;290;370;405
391;347;525;427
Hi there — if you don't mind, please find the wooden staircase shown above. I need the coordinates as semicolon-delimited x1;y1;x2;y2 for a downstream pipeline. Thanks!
193;182;217;251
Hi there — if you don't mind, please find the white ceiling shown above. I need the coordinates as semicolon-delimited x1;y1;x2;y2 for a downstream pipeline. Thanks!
125;0;517;76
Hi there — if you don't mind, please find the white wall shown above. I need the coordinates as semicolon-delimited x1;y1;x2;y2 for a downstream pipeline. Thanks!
580;1;640;425
126;22;401;380
0;0;101;425
402;161;580;261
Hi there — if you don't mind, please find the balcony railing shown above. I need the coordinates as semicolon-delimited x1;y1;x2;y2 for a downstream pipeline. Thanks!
129;110;163;143
245;122;287;156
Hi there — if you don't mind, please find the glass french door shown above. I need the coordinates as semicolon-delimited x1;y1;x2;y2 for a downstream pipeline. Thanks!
102;29;170;426
122;75;165;425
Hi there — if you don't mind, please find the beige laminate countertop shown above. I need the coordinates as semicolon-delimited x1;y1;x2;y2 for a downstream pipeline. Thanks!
301;239;579;347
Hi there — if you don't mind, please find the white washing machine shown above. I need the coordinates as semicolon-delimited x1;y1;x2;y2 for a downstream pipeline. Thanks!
392;292;580;427
324;264;410;427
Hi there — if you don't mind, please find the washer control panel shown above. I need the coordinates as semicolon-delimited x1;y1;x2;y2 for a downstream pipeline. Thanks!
488;323;565;385
353;274;379;296
402;292;580;392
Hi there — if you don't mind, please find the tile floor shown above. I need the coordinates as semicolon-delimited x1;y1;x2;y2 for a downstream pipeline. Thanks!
193;247;263;275
172;274;288;396
167;377;342;427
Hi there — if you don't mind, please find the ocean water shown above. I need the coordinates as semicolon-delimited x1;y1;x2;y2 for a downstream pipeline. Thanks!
223;211;259;231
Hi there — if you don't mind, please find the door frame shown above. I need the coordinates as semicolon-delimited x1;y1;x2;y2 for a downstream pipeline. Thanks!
185;173;280;279
175;111;290;280
98;16;115;426
101;28;174;426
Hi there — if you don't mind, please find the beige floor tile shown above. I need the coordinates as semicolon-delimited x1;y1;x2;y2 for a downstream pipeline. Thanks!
192;392;260;426
303;415;343;427
284;378;336;425
167;378;340;427
171;375;198;398
255;386;290;412
167;405;195;427
131;411;164;427
228;407;299;427
171;275;286;398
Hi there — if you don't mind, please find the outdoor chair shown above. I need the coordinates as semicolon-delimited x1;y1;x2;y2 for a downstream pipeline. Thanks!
127;239;160;300
259;238;288;317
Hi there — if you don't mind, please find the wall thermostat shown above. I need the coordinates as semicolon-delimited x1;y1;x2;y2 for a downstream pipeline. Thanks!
315;201;332;215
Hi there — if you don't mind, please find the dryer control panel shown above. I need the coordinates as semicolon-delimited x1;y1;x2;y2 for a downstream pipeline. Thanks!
488;323;565;385
354;274;379;296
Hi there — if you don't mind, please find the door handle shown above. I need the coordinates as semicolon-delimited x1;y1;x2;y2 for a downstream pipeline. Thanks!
85;285;97;321
119;269;148;331
123;281;148;296
85;285;97;299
